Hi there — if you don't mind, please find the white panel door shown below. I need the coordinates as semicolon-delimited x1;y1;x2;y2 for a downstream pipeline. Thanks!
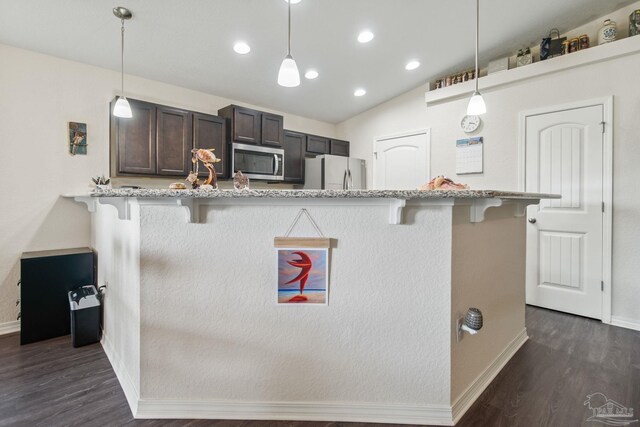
525;105;603;319
373;130;430;190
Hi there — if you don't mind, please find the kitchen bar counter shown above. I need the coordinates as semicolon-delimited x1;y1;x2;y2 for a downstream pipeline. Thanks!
89;188;556;200
75;189;556;425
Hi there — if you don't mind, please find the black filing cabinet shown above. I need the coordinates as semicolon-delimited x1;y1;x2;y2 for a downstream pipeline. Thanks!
20;247;96;345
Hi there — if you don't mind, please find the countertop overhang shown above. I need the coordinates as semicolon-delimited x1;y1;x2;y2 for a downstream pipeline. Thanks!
67;189;559;225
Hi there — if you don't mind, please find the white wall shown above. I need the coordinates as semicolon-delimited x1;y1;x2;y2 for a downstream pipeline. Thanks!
0;43;337;327
337;7;640;326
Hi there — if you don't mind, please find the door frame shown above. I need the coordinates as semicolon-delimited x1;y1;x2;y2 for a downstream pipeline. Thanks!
517;97;613;323
372;128;431;190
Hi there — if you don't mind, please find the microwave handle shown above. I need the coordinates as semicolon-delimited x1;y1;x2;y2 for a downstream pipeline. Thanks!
273;154;280;176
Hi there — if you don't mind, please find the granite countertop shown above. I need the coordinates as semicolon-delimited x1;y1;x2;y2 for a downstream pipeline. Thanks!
88;188;559;200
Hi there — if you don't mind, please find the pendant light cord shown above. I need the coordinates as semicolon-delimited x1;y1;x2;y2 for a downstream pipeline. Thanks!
474;0;479;93
287;1;292;55
121;18;125;97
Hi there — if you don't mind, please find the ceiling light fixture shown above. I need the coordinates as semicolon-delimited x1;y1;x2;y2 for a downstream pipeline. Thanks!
112;7;133;118
357;30;374;43
405;60;420;70
305;70;319;79
233;41;251;54
277;0;300;87
467;0;486;115
354;88;366;97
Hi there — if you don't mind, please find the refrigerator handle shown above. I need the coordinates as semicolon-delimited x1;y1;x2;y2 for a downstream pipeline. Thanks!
348;169;353;189
342;169;348;190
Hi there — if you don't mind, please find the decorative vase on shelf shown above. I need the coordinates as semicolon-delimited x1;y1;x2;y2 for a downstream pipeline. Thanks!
598;19;617;45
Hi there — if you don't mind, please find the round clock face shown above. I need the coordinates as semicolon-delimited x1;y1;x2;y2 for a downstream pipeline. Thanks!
461;115;481;133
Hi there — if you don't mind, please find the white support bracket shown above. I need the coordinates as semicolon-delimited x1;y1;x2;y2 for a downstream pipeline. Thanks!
99;197;130;220
73;196;97;213
177;198;199;223
512;200;536;217
469;198;503;223
389;198;406;225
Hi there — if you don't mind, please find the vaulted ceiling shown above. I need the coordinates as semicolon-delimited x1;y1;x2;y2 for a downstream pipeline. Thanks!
0;0;635;122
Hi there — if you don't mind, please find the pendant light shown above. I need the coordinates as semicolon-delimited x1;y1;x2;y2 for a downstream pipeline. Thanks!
113;7;133;118
467;0;486;115
277;0;300;87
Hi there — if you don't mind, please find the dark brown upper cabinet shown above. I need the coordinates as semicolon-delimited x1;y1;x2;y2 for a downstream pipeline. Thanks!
111;98;228;178
306;135;330;155
261;113;284;147
218;105;284;147
283;131;306;183
330;139;350;157
156;106;192;176
113;98;157;175
193;113;226;178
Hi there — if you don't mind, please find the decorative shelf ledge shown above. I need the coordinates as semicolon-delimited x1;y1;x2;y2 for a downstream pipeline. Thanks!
424;35;640;107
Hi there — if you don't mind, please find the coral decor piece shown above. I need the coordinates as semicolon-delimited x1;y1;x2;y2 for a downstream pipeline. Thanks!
233;171;250;190
186;148;221;189
419;176;469;191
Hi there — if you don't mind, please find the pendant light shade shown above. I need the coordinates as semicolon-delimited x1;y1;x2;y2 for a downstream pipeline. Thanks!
113;97;133;118
278;55;301;87
278;0;300;87
113;7;133;118
467;0;486;115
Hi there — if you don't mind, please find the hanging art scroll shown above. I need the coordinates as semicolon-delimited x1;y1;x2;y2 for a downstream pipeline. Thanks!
275;209;331;305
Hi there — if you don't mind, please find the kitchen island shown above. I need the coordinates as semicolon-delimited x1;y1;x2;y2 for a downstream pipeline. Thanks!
71;189;556;425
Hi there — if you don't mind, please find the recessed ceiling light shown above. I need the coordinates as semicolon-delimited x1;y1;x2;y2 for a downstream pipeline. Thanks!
305;70;319;79
354;88;367;97
233;41;251;55
357;30;374;43
284;0;301;3
405;60;420;70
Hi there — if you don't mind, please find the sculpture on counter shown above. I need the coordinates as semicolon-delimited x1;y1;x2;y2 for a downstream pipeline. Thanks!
419;175;469;191
233;170;250;190
284;251;313;302
186;148;221;189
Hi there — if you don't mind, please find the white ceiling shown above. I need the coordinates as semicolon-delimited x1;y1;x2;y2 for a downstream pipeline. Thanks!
0;0;635;123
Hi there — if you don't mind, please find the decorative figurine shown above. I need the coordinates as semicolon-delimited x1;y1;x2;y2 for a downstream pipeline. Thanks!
233;171;250;190
186;148;221;189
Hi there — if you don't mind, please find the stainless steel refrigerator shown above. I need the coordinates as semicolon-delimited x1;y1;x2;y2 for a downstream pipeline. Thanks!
303;155;366;190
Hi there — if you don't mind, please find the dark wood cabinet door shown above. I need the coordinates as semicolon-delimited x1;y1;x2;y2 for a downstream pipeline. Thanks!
306;135;330;155
116;99;157;175
261;113;284;147
193;113;226;178
225;106;260;144
330;139;350;157
283;131;306;183
156;106;192;176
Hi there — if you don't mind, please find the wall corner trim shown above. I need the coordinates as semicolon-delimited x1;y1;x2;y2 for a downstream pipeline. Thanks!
451;328;528;424
610;316;640;332
101;332;140;416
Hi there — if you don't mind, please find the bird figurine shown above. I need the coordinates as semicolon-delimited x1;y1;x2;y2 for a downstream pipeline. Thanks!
187;148;221;189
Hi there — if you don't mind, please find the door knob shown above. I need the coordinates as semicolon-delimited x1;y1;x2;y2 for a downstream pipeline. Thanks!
528;218;537;224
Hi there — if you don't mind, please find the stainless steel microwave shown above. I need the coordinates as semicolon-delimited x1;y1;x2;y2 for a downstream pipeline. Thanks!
230;143;284;181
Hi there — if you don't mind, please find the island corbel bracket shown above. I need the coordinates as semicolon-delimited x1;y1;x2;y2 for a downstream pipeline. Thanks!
99;197;130;220
469;198;503;223
389;198;406;225
177;198;199;223
73;196;97;213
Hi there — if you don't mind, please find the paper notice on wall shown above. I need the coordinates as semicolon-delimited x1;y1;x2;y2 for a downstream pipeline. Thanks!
456;137;483;174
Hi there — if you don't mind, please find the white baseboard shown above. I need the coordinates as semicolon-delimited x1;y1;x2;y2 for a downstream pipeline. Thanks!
0;320;20;336
610;316;640;332
451;328;529;424
136;399;454;425
101;332;140;415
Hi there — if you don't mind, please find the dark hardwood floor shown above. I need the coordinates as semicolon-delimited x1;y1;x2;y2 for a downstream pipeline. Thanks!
1;306;638;427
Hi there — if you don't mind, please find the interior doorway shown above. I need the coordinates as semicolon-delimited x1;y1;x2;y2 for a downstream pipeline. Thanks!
373;129;430;190
519;98;613;321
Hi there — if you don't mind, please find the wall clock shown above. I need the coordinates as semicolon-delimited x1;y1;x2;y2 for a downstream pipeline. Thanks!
461;115;481;134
